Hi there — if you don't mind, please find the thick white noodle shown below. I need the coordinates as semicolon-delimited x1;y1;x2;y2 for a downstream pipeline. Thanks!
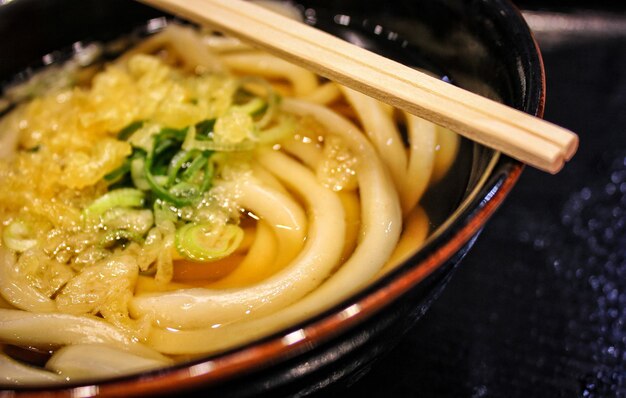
402;112;437;214
340;87;408;200
0;353;64;386
0;309;167;361
275;99;402;311
0;25;419;377
118;24;224;73
0;294;14;309
281;138;323;170
237;180;306;268
129;153;345;329
431;127;461;183
145;100;402;355
46;344;171;381
208;220;277;288
249;162;290;195
205;178;305;288
301;82;342;105
220;52;318;97
379;205;430;276
0;247;57;313
202;35;251;53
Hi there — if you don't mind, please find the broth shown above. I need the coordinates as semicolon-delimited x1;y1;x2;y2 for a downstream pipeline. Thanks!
0;12;472;385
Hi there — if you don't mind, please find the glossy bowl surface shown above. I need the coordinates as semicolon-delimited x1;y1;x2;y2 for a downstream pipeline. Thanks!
0;0;543;396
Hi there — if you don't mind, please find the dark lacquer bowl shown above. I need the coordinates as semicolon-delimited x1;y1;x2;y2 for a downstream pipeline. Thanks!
0;0;543;396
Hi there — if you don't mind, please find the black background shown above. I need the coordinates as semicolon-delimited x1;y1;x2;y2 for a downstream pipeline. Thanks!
337;3;626;397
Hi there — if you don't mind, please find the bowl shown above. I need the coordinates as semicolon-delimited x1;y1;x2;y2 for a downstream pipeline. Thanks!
0;0;543;396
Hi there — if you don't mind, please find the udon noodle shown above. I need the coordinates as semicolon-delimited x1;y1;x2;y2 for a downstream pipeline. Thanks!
0;22;459;385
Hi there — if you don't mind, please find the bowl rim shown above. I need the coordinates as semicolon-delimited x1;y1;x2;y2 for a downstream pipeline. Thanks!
4;0;545;396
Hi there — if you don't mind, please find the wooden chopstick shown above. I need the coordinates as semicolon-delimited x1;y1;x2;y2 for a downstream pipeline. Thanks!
139;0;579;174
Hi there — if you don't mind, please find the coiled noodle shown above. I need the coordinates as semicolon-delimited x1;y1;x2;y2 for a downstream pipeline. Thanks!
0;22;459;385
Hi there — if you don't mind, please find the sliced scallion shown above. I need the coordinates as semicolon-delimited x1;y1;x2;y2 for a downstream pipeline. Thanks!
153;199;179;225
83;188;145;222
256;115;296;144
175;222;243;261
130;157;150;190
233;97;267;116
183;125;255;152
117;120;145;141
166;149;198;186
195;119;216;140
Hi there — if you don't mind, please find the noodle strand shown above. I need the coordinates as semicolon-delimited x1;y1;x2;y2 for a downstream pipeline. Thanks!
129;150;346;329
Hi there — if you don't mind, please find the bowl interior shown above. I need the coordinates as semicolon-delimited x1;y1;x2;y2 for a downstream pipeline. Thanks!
0;0;541;394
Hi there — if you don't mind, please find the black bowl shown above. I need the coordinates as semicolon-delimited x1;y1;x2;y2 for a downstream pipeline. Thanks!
0;0;543;396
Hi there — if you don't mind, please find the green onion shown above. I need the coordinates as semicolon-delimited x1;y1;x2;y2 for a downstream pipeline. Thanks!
2;220;37;252
105;148;146;186
235;77;279;128
195;119;216;140
137;126;215;207
168;182;201;201
104;159;131;183
182;125;255;152
130;157;150;190
117;120;145;141
180;152;206;181
144;145;194;207
175;222;244;261
103;76;284;211
100;208;154;235
198;156;214;193
155;127;188;144
234;97;267;116
83;188;145;221
153;199;179;225
256;115;296;144
166;149;199;186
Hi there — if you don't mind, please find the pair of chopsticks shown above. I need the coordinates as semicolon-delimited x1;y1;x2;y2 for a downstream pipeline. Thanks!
139;0;578;174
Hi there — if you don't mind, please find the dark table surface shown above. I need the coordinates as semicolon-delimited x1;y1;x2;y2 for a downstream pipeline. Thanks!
336;4;626;398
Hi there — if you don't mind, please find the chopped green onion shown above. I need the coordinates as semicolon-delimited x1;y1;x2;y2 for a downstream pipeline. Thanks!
83;188;145;221
168;182;201;200
144;147;197;207
175;222;244;261
195;119;216;140
166;149;198;186
236;77;279;128
117;120;145;141
100;208;154;235
183;125;255;152
256;115;296;144
153;199;179;225
233;97;267;116
130;157;150;190
103;75;284;212
144;164;189;207
180;153;206;181
2;219;37;252
138;127;215;207
104;158;131;182
105;148;146;187
198;156;214;193
155;127;188;144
